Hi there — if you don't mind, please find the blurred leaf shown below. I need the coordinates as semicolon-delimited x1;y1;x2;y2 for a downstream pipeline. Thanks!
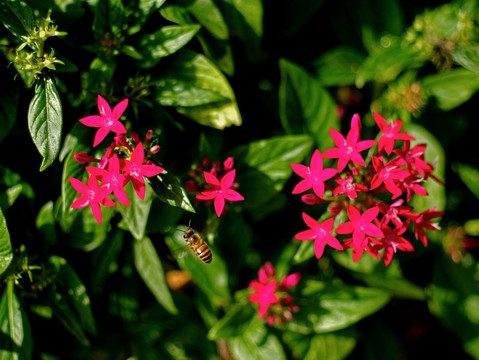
166;226;231;309
312;46;365;87
356;42;422;88
91;229;124;293
0;0;35;38
153;50;241;129
0;281;33;360
87;57;116;93
421;68;479;111
276;0;325;38
28;74;63;171
407;123;446;212
217;0;263;61
119;181;153;241
452;45;479;74
92;0;124;39
0;207;13;278
35;201;57;247
208;302;255;340
133;236;178;314
148;170;195;213
288;281;390;333
0;82;18;144
454;163;479;200
137;24;201;68
127;0;166;35
48;256;96;335
428;254;479;359
279;59;339;151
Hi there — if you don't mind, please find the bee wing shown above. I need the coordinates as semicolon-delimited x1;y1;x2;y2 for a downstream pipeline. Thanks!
170;245;190;260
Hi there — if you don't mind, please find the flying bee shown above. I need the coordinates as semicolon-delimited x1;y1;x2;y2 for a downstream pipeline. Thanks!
183;226;212;264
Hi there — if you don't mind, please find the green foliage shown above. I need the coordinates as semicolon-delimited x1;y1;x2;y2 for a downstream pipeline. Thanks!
0;0;478;358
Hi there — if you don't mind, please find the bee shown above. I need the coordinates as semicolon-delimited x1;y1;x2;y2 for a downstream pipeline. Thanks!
183;226;212;264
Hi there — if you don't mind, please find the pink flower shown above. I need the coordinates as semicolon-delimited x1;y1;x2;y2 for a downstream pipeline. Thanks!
374;113;414;155
249;280;279;318
291;150;337;198
121;142;164;200
322;116;376;172
404;208;444;246
370;156;410;198
373;224;414;266
87;154;129;207
69;175;116;225
333;175;368;200
335;205;384;256
295;213;343;259
195;170;244;217
79;95;128;147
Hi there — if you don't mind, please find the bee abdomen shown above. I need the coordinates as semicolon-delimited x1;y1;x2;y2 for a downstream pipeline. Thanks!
197;243;212;264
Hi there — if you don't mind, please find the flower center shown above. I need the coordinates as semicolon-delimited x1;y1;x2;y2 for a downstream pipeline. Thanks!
104;116;115;127
129;164;141;177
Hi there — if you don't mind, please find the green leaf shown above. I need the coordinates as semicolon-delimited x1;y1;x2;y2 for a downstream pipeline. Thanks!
288;281;390;333
0;0;35;38
279;59;339;151
406;123;446;212
451;45;479;74
133;236;178;314
0;207;13;278
87;57;116;93
421;68;479;111
48;256;96;336
217;0;263;62
166;226;231;309
118;181;153;241
208;302;255;340
153;50;241;129
92;0;124;39
127;0;166;35
0;281;33;360
455;163;479;200
137;24;201;68
91;229;124;293
355;42;422;88
28;74;63;171
35;201;57;247
312;46;365;87
147;170;195;213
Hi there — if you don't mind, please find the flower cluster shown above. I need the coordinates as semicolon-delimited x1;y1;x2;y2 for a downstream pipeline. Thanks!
186;157;244;217
248;262;300;326
292;113;444;266
69;95;164;224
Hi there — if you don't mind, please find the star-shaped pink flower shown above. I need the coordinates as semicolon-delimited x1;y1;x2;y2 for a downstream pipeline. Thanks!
121;142;164;200
195;170;244;217
290;150;337;199
373;224;414;266
322;118;376;172
79;95;128;147
295;212;343;259
404;208;444;246
248;279;279;318
87;154;129;207
69;175;116;225
374;112;415;155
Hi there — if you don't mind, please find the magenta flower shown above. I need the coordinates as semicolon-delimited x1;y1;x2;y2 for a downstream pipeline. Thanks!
333;175;368;200
195;170;244;217
370;155;410;198
322;119;376;172
377;200;413;228
404;208;444;246
121;142;164;200
249;280;279;318
374;112;414;155
69;175;116;225
295;213;343;259
335;205;384;252
291;150;337;198
87;154;129;207
79;95;128;147
373;224;414;266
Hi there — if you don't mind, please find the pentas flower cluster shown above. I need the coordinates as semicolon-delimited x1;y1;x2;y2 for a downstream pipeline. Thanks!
70;95;164;224
248;262;301;326
291;113;444;266
186;157;244;217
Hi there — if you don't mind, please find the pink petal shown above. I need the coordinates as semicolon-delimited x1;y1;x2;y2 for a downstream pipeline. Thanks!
292;179;312;194
295;229;316;241
346;204;361;221
72;195;90;209
314;238;326;259
310;150;323;171
330;128;346;147
204;171;220;187
132;178;145;200
97;95;112;117
224;189;244;201
113;187;130;207
131;143;145;164
362;206;380;222
69;177;88;193
302;212;318;229
356;140;376;152
321;168;338;181
90;203;102;225
373;112;388;132
196;189;217;200
214;196;226;217
335;222;353;235
312;182;325;198
93;127;110;147
322;147;340;159
79;115;104;127
110;121;127;134
346;125;359;144
112;98;129;119
364;223;384;238
291;163;310;177
221;170;236;188
325;233;343;250
141;164;164;177
337;156;349;172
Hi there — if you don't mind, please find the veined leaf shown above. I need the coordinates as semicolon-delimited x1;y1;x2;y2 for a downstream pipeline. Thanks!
0;281;33;360
0;0;34;38
119;181;153;241
28;74;63;171
153;50;241;129
134;236;178;314
147;170;195;213
0;207;13;277
279;59;339;151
